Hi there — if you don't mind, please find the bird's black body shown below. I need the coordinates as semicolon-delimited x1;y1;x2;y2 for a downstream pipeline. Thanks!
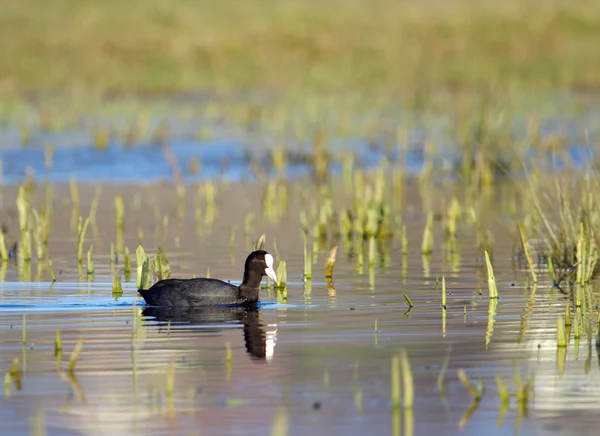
138;250;276;307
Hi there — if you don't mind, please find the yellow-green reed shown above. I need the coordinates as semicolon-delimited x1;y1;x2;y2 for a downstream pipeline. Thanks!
402;293;414;308
557;316;568;348
517;222;538;283
86;245;94;276
565;303;571;327
457;369;483;400
16;184;32;262
153;248;171;281
135;245;151;290
442;276;447;309
421;211;434;255
324;245;338;278
54;328;62;354
48;257;56;282
275;260;287;290
124;247;132;277
68;338;84;372
76;216;91;264
0;231;8;262
400;349;414;408
484;250;498;299
22;314;26;344
112;271;124;298
255;233;266;251
270;407;289;436
165;359;176;399
69;179;79;230
225;342;232;363
437;347;452;393
4;372;10;398
548;257;557;284
401;225;408;255
390;355;401;409
205;266;210;278
495;375;510;404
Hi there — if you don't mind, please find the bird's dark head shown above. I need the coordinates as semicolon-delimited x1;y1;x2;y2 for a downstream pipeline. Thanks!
245;250;277;283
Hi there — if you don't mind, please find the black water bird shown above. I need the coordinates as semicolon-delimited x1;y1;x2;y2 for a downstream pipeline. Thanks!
138;250;277;307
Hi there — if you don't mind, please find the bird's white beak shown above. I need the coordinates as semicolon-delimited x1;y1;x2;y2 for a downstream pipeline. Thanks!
265;267;277;283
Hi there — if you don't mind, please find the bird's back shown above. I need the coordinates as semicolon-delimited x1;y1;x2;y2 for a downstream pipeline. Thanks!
139;278;242;307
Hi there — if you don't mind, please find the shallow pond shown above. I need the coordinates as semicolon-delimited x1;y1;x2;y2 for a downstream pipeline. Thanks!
0;175;598;436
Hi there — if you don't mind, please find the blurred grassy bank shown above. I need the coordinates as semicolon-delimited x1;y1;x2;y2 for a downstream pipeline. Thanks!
0;0;599;95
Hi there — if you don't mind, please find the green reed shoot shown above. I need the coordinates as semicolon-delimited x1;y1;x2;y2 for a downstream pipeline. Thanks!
76;216;91;264
115;194;125;231
557;316;568;348
401;224;408;255
391;355;401;408
548;257;557;284
136;245;151;290
226;342;232;363
270;407;289;436
54;328;62;354
437;347;452;393
442;276;447;309
205;267;210;278
458;369;483;400
484;250;498;299
303;231;312;281
517;222;538;283
495;375;510;404
124;246;132;275
166;359;176;399
275;260;287;289
4;372;10;398
153;248;171;281
400;349;414;408
565;302;571;326
68;338;84;372
16;185;32;262
255;233;266;251
112;271;124;297
402;293;414;308
45;257;55;283
0;231;8;262
9;357;21;391
86;245;94;276
421;211;434;255
22;314;26;344
325;245;338;278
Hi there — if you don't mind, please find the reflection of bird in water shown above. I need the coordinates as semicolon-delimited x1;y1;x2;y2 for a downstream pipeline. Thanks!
141;305;276;361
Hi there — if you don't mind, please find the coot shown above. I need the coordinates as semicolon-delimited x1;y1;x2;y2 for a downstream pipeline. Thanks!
138;250;277;307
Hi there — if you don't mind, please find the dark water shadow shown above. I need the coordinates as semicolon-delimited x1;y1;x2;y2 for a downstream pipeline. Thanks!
141;305;270;361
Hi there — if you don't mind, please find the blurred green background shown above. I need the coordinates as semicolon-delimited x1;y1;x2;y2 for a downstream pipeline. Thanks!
1;0;597;94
